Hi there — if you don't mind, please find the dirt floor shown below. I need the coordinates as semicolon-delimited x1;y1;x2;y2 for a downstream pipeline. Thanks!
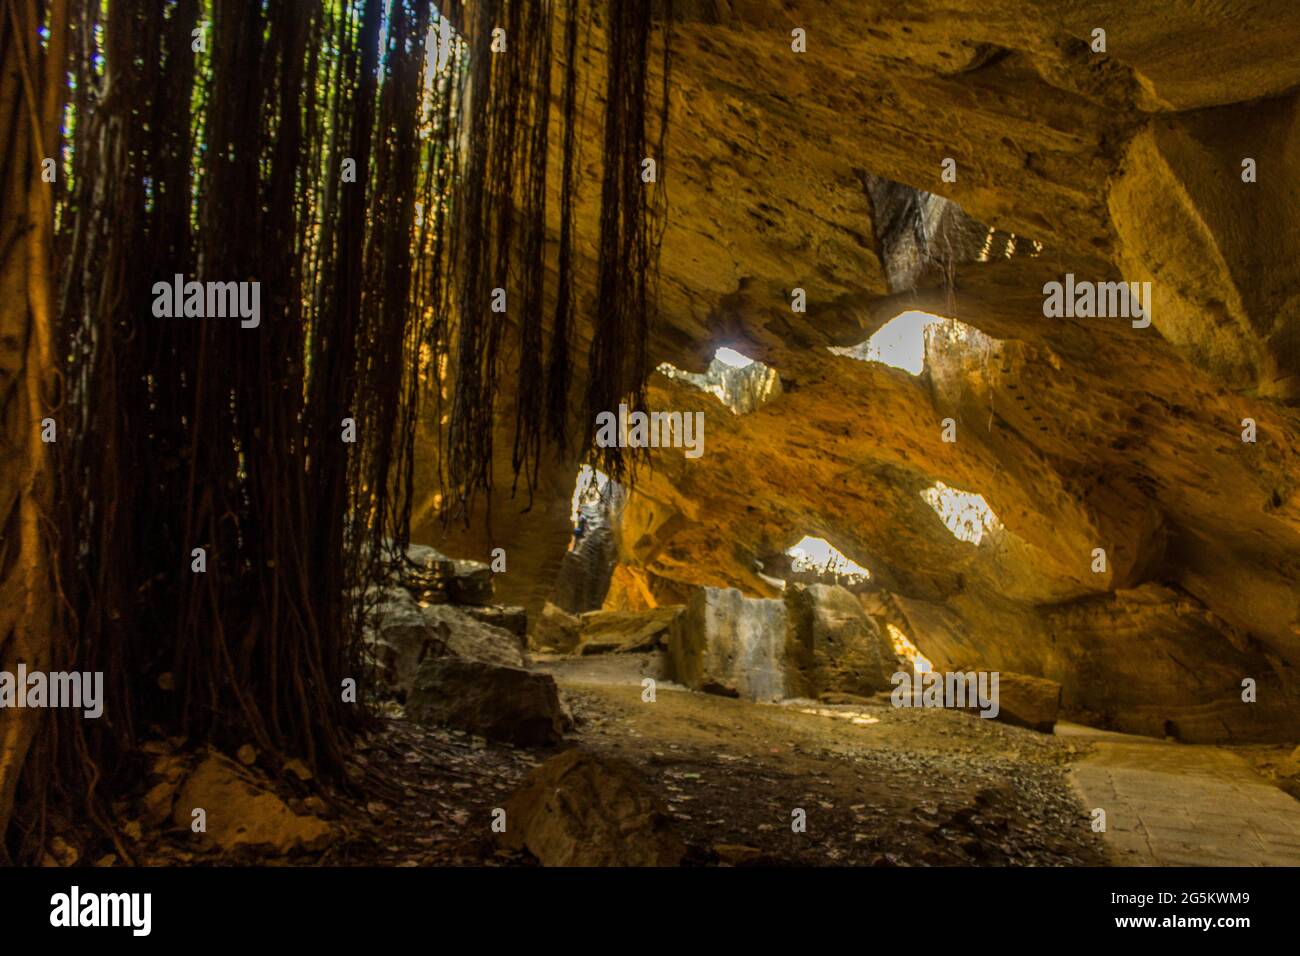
308;652;1110;866
98;650;1300;867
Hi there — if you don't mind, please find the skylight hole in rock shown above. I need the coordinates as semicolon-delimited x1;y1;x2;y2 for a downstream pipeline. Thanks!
784;535;872;583
656;346;781;414
829;310;944;375
713;346;754;369
830;311;999;378
920;481;1002;545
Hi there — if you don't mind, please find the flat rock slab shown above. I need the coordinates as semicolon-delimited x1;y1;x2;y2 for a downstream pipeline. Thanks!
1067;728;1300;866
578;605;682;655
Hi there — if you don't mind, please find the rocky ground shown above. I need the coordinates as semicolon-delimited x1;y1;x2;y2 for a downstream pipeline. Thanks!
524;655;1108;866
46;555;1285;868
78;655;1104;867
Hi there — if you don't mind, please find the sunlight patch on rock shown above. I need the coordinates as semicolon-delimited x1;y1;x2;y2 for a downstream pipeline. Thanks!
886;622;934;673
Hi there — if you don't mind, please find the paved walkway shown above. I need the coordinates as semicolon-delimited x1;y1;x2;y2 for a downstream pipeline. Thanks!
1062;723;1300;866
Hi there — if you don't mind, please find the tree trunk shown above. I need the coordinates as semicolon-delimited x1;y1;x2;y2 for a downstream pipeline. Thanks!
0;0;67;846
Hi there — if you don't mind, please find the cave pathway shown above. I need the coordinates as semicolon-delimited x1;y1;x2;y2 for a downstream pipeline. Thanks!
535;655;1108;865
1064;725;1300;866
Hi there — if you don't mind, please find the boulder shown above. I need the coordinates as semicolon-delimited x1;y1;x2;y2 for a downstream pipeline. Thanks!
577;606;682;655
668;587;786;701
362;586;441;697
172;753;332;853
950;667;1062;733
393;543;456;597
531;601;582;654
499;750;685;866
141;752;189;826
784;584;896;698
402;542;457;576
992;670;1063;733
364;588;533;697
461;604;528;641
713;843;765;866
421;603;527;669
407;658;568;745
446;557;494;605
393;542;494;604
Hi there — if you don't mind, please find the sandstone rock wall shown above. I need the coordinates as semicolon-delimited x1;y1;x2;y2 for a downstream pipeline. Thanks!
407;2;1300;743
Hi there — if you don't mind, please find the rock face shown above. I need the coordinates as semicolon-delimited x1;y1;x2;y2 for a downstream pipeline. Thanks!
577;606;682;655
406;659;568;745
605;275;1300;741
1037;586;1294;742
1279;750;1300;802
531;601;582;654
499;750;686;866
898;583;1299;742
172;753;331;853
658;352;782;414
406;3;1300;743
551;480;623;614
784;584;897;699
668;587;787;701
